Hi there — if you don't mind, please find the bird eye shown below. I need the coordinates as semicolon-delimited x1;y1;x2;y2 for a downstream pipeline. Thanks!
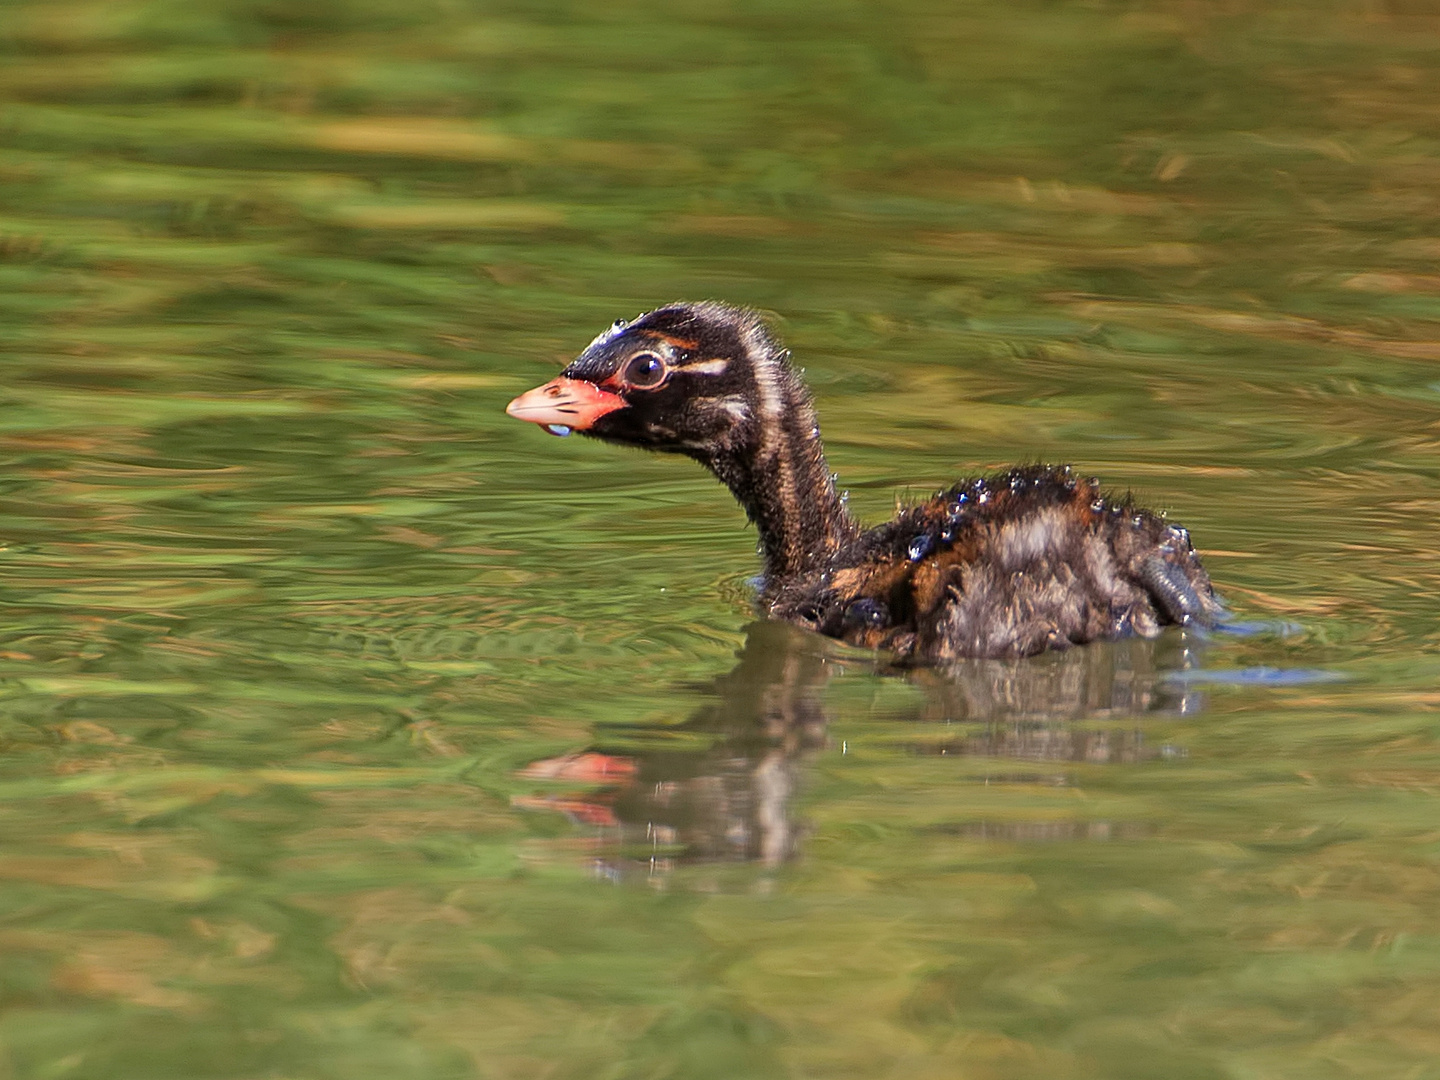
622;353;668;389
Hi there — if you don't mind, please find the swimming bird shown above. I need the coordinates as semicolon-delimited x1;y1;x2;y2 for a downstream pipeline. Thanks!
506;301;1221;662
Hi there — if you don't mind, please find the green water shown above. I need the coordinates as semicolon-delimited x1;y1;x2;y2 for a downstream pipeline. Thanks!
2;1;1440;1076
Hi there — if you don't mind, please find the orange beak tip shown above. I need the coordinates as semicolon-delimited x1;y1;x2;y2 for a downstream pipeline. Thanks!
505;377;626;432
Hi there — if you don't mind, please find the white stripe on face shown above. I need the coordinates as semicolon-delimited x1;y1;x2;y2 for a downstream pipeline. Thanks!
691;395;751;423
675;357;730;376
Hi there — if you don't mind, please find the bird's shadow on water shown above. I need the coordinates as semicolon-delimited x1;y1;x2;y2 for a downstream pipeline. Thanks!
514;620;1333;880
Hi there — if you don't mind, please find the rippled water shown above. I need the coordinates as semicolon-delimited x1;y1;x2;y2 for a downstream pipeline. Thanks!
2;2;1440;1077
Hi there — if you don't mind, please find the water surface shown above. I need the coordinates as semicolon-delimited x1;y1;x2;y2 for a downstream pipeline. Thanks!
2;2;1440;1077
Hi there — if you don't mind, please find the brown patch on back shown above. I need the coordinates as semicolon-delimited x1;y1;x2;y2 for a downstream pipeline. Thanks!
830;559;909;607
910;559;948;617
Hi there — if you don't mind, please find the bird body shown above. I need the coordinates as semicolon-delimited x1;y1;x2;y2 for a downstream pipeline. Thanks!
506;301;1221;662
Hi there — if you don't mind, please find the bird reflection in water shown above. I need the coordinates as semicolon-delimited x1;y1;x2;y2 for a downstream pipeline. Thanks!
514;622;1206;880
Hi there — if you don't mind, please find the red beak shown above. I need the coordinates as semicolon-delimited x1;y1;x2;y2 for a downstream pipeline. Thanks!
505;377;627;434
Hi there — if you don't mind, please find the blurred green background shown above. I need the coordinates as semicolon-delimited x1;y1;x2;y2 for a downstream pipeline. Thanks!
2;1;1440;1077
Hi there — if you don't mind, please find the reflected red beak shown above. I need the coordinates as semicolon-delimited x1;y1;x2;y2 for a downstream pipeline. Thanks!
505;377;627;433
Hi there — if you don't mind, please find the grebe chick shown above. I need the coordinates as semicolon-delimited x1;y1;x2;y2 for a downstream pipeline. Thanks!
506;301;1221;662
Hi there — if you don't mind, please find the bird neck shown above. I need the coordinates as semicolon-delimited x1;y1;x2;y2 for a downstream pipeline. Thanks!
704;377;857;582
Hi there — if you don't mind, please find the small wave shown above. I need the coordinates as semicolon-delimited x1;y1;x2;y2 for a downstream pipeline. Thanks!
1213;619;1306;638
1163;666;1346;686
